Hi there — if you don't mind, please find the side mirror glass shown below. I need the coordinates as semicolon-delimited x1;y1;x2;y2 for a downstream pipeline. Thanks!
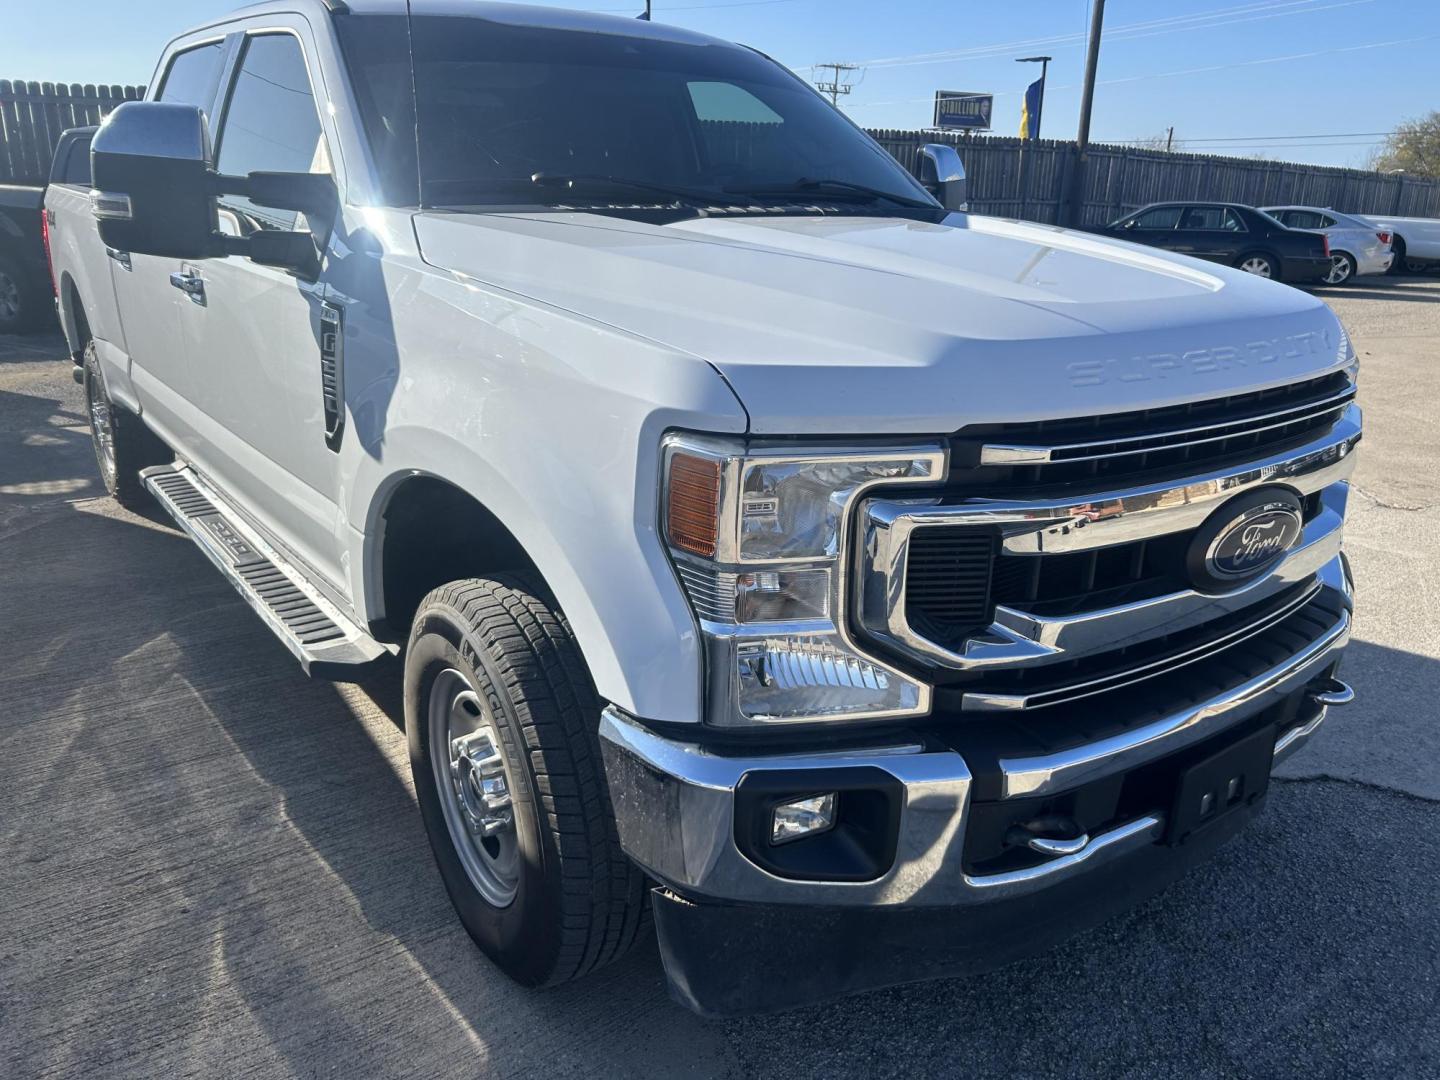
917;143;968;212
90;101;220;260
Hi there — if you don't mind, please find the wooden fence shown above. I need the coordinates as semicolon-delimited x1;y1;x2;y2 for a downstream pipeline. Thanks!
4;82;1438;224
867;129;1440;224
0;80;145;186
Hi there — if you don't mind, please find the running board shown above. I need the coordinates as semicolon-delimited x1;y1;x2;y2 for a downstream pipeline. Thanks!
142;462;393;678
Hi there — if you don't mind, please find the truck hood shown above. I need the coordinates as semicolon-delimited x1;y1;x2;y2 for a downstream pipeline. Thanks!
413;210;1349;434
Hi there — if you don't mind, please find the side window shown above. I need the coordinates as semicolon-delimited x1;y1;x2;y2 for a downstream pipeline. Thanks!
1180;206;1225;230
1317;214;1337;228
215;34;330;233
61;136;93;185
1285;210;1321;229
1129;206;1182;230
157;41;226;119
1221;208;1248;232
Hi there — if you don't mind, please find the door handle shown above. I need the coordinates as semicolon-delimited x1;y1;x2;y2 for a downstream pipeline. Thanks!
105;247;131;271
169;270;206;305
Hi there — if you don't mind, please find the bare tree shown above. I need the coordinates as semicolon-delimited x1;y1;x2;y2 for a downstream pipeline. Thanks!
1371;112;1440;177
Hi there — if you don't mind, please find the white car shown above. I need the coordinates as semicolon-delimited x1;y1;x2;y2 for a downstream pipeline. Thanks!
1263;206;1393;284
1351;213;1440;274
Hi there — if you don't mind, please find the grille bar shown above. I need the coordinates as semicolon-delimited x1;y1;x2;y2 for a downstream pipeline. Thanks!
980;386;1355;466
961;580;1322;712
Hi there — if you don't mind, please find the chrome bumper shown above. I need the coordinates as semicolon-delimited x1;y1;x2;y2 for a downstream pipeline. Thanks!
600;581;1352;909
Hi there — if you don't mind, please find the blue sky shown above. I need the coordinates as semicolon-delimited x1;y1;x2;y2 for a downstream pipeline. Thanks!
5;0;1436;168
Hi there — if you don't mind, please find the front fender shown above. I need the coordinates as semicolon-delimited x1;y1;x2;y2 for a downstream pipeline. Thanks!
340;254;747;724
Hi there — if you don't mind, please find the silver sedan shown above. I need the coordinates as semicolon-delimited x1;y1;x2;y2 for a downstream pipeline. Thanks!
1263;206;1395;284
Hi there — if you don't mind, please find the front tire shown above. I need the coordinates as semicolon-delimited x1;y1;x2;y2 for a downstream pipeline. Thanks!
83;340;169;509
1323;252;1356;285
404;576;646;987
1236;252;1278;279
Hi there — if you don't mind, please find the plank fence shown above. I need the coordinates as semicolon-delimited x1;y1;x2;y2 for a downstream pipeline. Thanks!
0;80;145;185
867;129;1440;224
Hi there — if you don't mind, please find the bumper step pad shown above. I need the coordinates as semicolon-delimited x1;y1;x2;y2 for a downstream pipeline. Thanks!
142;463;391;677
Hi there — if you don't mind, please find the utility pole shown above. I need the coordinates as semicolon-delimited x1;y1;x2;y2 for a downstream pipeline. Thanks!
814;63;859;107
1166;125;1174;152
1066;0;1106;225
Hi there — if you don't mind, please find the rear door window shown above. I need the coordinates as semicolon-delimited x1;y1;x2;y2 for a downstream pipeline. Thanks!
1180;206;1226;230
156;41;226;119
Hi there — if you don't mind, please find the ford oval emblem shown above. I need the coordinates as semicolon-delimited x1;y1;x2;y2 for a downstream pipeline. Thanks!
1188;490;1304;592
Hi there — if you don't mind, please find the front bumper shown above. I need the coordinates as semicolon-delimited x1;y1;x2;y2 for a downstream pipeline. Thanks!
599;558;1354;1013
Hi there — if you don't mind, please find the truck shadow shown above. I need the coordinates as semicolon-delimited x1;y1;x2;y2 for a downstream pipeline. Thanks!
1;497;729;1078
5;483;1436;1077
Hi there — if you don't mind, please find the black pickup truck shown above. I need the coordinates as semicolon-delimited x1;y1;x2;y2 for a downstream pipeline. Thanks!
0;127;93;333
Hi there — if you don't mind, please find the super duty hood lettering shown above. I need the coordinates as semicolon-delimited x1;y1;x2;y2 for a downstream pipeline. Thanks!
1068;330;1337;389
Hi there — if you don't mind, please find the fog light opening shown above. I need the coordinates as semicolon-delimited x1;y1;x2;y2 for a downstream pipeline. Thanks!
770;793;837;846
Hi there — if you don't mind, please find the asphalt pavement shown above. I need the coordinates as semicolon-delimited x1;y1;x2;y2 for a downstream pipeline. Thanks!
1;276;1436;1079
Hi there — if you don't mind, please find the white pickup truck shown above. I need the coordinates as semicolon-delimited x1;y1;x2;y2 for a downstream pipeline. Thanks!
1354;213;1440;273
47;0;1361;1016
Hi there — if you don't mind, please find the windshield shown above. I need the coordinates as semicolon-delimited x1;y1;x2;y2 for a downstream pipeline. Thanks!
335;13;934;212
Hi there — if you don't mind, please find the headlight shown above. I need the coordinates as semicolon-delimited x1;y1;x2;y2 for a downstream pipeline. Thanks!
1338;321;1359;384
662;434;946;726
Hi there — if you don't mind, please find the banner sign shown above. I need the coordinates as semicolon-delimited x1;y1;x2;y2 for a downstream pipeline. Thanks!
933;91;993;131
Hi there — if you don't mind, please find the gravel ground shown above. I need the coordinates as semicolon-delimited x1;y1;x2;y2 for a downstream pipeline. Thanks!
1;276;1436;1079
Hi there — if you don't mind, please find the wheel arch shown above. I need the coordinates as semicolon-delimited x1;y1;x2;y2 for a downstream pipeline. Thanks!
57;271;88;357
347;435;696;721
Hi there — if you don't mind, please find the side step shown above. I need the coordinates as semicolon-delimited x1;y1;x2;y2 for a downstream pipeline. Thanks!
142;462;393;678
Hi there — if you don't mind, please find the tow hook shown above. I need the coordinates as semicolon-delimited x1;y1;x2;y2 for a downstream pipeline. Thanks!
1306;677;1354;707
1007;816;1090;859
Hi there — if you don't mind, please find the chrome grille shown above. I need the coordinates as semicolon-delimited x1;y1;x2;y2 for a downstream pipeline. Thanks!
950;370;1354;491
855;397;1360;680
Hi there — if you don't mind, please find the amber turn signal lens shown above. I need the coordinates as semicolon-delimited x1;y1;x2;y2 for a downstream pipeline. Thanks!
667;452;721;557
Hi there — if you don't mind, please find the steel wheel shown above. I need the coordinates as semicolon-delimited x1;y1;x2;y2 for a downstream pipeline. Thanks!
428;667;520;908
1239;255;1274;278
0;266;20;325
86;363;118;485
1324;254;1353;285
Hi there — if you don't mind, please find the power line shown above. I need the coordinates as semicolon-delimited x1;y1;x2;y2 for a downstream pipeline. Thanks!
597;0;804;11
828;0;1381;72
841;34;1438;111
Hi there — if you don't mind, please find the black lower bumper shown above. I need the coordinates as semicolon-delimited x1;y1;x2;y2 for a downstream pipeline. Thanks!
1283;255;1333;283
652;796;1263;1018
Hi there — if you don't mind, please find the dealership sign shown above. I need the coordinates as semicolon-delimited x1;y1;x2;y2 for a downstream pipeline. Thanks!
933;91;993;131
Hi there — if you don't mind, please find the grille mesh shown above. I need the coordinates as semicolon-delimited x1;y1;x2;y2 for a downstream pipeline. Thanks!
904;528;998;643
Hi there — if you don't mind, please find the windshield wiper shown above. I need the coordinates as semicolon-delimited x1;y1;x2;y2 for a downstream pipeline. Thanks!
724;177;937;210
529;172;735;205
